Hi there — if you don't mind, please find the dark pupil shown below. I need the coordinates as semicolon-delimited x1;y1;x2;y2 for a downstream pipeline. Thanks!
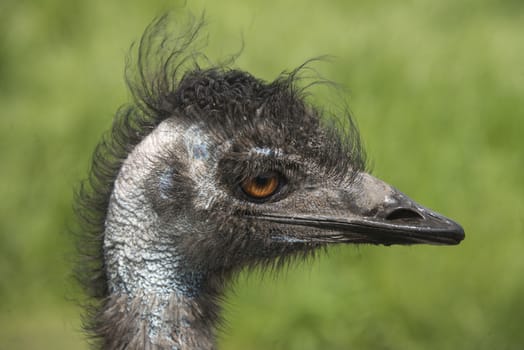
254;176;270;186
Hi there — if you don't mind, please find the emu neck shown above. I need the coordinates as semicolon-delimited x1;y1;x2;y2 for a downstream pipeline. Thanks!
97;293;215;350
103;119;218;349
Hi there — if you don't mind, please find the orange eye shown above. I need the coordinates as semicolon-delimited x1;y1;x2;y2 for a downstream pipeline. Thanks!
241;173;280;200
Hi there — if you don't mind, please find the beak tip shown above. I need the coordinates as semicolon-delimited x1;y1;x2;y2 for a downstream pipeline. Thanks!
450;222;466;245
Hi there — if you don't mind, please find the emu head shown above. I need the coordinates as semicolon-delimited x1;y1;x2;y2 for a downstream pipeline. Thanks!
77;17;464;349
102;67;464;297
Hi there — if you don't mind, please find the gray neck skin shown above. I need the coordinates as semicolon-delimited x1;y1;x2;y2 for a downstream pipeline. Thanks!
103;119;216;350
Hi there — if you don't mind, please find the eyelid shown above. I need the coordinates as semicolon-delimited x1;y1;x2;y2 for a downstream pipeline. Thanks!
248;147;283;157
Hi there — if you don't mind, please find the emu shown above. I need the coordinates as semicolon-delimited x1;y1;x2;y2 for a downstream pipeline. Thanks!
75;17;464;350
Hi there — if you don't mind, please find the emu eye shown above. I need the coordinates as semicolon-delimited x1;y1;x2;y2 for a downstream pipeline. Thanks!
241;172;281;200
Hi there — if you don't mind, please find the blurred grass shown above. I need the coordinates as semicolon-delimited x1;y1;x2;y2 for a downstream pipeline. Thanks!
0;0;523;349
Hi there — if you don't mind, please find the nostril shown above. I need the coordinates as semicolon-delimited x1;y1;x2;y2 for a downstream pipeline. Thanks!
385;208;424;221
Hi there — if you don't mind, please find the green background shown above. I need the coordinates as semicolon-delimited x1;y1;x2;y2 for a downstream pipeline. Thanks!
1;0;523;349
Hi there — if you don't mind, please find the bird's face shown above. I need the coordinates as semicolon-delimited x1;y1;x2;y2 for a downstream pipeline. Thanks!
150;103;464;273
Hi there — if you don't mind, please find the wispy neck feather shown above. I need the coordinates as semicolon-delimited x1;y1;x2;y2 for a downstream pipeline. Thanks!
102;119;217;349
95;294;215;350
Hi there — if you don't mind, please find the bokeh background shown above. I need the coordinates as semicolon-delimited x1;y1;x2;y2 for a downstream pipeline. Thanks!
1;0;523;349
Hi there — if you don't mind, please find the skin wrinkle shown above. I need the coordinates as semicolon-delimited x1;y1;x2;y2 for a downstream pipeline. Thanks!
159;168;176;200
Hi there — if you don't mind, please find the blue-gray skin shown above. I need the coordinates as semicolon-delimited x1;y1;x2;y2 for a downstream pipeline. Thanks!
77;16;464;350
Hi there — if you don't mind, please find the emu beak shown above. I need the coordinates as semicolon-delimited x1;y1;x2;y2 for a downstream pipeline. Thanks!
257;173;465;246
